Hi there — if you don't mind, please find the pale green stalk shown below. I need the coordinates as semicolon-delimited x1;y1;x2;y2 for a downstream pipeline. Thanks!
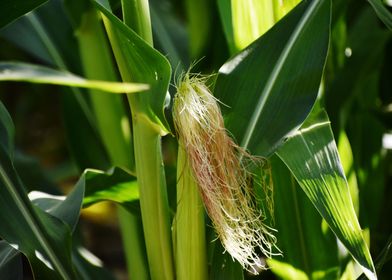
120;1;175;279
131;114;174;280
174;146;207;280
121;0;153;45
76;9;149;279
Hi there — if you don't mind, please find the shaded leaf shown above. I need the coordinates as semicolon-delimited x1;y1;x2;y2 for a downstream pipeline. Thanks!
0;0;82;71
276;110;376;280
0;241;23;280
368;0;392;30
0;102;77;279
72;246;116;280
210;240;244;280
0;1;113;171
0;62;148;93
0;0;47;28
214;0;331;157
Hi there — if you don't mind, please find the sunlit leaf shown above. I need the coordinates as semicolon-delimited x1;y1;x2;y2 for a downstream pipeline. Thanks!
0;62;148;93
268;259;308;280
276;110;376;280
82;167;139;213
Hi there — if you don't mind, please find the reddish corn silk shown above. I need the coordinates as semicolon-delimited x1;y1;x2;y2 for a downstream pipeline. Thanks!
173;73;280;274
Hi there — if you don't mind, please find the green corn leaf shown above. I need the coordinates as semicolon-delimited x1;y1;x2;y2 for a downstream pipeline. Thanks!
0;102;77;279
267;259;308;280
82;168;139;213
0;0;47;28
269;155;339;279
93;0;172;134
276;110;377;280
0;1;113;171
231;0;275;50
29;166;139;216
28;192;118;280
28;166;139;280
214;0;330;157
0;241;23;280
0;62;148;93
367;0;392;30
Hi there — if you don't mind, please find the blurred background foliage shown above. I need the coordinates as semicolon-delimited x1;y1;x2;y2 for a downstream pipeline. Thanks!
0;0;391;279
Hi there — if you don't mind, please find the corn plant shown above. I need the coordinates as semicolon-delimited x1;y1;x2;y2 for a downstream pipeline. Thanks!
0;0;391;279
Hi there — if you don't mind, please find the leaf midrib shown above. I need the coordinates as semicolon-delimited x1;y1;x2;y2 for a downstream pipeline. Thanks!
240;0;322;150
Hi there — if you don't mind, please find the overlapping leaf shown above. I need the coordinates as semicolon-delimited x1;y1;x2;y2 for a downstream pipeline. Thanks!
0;241;22;280
93;0;172;133
214;0;330;157
0;102;76;279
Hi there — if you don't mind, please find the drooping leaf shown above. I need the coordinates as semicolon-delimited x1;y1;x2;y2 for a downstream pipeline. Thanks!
29;181;84;233
0;241;23;280
93;0;172;133
214;0;331;157
367;0;392;30
28;184;120;280
0;0;48;28
82;167;139;214
276;110;376;280
0;62;148;93
28;166;139;219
